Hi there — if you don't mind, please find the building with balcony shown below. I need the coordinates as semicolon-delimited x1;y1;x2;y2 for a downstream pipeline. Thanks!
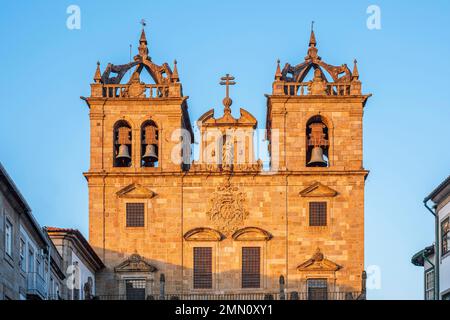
0;162;49;300
412;176;450;300
82;26;370;300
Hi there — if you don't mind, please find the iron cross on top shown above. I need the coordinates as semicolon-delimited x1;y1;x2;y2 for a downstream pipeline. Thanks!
220;74;236;99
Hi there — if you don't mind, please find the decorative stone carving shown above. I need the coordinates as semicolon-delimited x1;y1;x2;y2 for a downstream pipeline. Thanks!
115;253;157;273
206;180;249;235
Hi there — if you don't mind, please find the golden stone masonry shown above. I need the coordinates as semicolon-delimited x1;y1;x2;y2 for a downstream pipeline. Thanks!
82;25;371;300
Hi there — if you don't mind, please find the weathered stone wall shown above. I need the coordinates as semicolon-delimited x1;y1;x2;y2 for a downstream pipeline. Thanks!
87;92;366;297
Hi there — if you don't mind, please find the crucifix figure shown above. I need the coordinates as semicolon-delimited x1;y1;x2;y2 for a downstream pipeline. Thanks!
220;74;236;113
140;19;147;29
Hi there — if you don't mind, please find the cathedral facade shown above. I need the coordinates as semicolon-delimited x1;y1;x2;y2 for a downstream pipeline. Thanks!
83;27;370;300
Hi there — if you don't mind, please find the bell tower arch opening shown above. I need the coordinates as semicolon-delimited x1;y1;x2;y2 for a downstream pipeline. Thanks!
141;120;159;167
113;120;132;168
306;115;329;168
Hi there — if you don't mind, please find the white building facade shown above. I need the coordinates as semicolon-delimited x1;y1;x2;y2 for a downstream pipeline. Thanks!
412;176;450;300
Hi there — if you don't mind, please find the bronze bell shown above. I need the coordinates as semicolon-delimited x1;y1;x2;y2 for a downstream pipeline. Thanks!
142;144;158;162
116;144;131;160
307;146;327;167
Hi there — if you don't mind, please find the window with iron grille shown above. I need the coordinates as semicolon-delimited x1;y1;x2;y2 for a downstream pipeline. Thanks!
242;247;260;289
425;269;435;300
125;279;146;300
193;247;212;289
309;202;327;226
442;217;449;256
126;203;145;227
307;278;328;300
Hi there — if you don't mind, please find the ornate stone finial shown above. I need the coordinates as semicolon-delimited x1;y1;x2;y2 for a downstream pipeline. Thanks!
220;74;236;114
352;59;359;80
171;59;179;83
306;23;319;60
137;20;149;60
93;61;102;83
275;59;282;80
312;248;324;261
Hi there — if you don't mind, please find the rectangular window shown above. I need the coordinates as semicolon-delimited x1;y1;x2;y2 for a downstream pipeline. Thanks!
28;248;34;274
5;218;13;257
307;278;328;300
19;238;26;271
309;202;327;226
125;279;146;300
441;217;449;256
242;247;260;289
193;247;212;289
126;203;145;227
425;269;435;300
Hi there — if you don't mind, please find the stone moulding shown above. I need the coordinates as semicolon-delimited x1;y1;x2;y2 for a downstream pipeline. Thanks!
114;253;157;273
297;248;341;272
116;183;157;199
183;227;225;242
299;181;338;198
232;227;273;241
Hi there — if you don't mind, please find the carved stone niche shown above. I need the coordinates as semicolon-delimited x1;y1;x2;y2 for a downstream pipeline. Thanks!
232;227;273;241
299;182;338;198
183;227;225;242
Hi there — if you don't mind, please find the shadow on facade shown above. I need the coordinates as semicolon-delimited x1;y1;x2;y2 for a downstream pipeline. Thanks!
91;247;366;301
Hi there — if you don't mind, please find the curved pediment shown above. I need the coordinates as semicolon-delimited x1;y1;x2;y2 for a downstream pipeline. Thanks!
184;227;225;241
299;182;338;198
232;227;272;241
297;249;341;272
116;183;156;199
115;254;157;273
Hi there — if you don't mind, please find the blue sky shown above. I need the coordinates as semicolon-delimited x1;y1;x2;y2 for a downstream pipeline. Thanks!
0;0;449;299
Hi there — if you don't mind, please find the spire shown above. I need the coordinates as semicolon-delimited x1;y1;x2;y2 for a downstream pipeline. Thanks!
309;21;317;47
140;29;147;44
137;20;149;60
306;21;319;60
352;59;359;80
93;61;102;83
275;59;282;80
139;19;147;44
171;59;179;82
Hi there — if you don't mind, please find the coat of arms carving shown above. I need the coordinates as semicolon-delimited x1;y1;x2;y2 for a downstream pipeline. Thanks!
206;180;249;235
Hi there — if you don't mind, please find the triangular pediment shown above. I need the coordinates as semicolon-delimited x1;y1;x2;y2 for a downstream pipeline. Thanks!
115;254;157;273
297;249;341;272
299;182;338;198
116;183;156;199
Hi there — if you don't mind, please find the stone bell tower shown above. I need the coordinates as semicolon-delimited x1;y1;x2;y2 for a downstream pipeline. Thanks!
83;27;193;295
265;28;371;294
